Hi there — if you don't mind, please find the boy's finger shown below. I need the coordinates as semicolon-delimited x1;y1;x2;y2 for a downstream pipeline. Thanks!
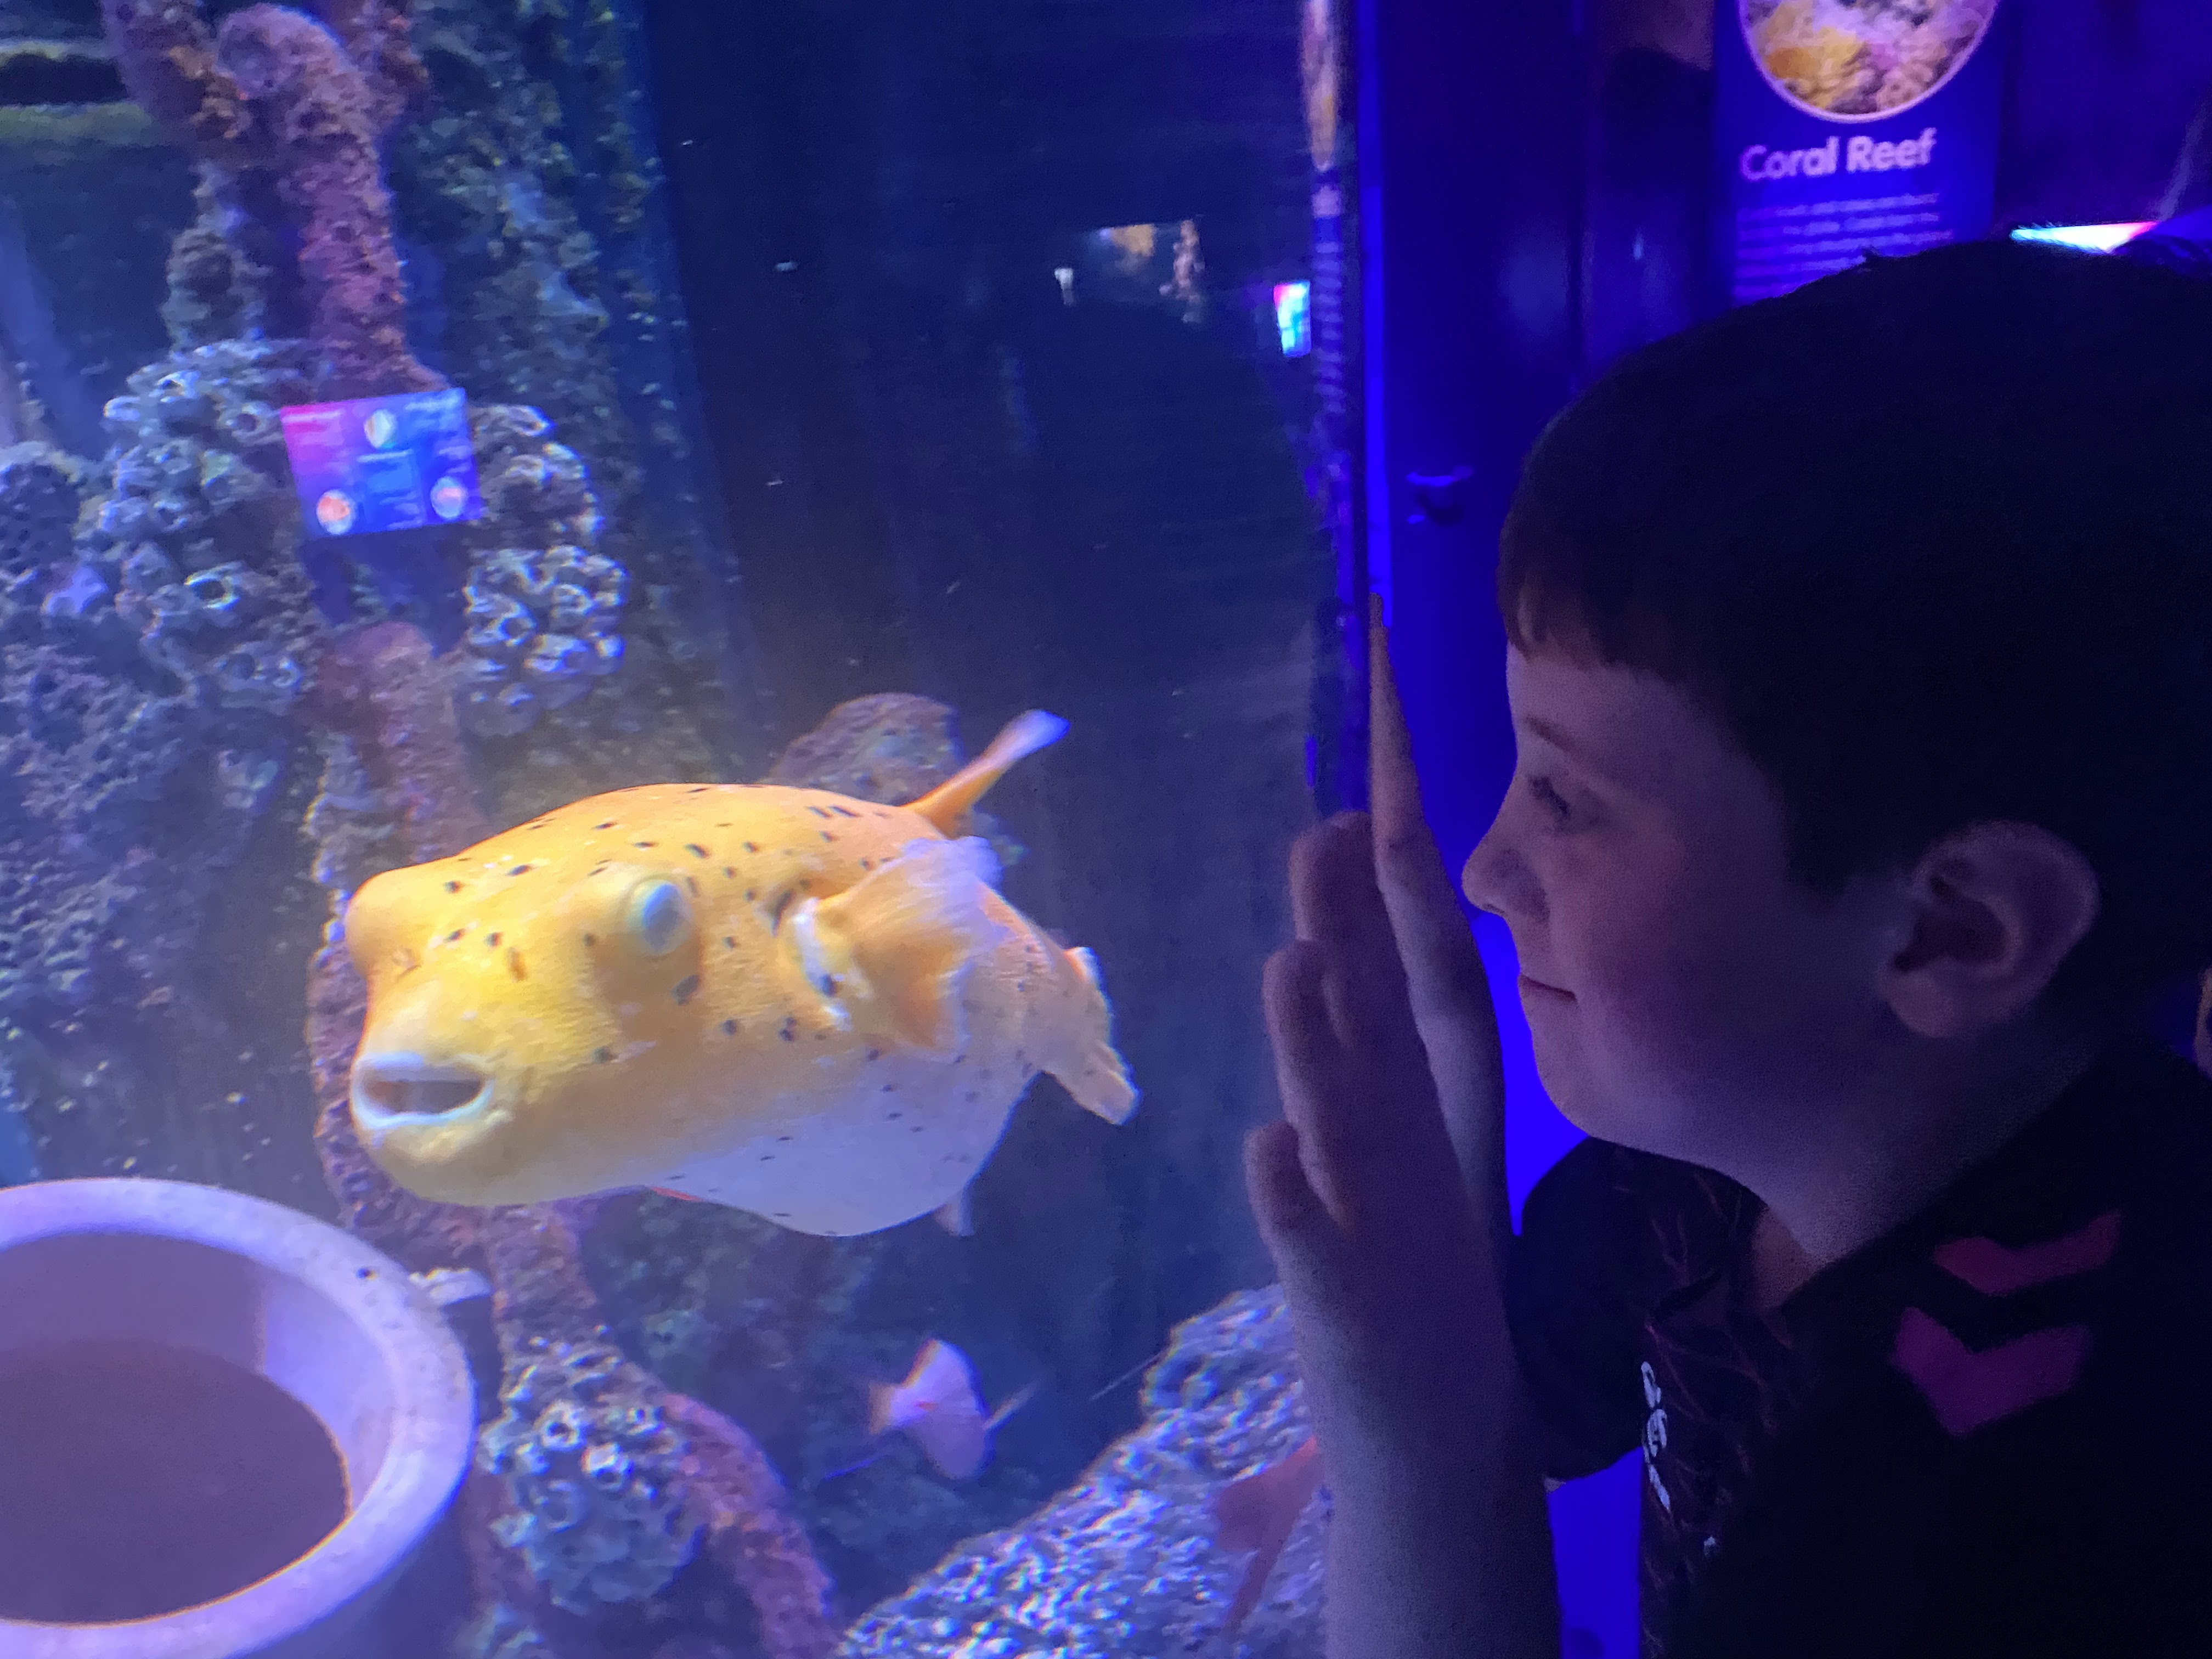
1369;613;1492;1028
1262;943;1363;1229
1245;1121;1330;1257
1290;815;1419;1058
1245;1122;1363;1333
1368;610;1506;1198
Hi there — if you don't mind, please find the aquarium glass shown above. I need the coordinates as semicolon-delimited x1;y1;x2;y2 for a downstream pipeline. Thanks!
0;0;1339;1652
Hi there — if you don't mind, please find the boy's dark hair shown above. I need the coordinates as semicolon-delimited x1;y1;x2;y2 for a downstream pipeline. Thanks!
1500;239;2212;1026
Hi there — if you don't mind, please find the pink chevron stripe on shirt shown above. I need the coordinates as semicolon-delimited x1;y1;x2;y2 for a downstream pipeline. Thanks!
1932;1210;2121;1296
1891;1307;2092;1437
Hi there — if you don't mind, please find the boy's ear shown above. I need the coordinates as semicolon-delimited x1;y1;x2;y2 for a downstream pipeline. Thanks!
1877;824;2100;1039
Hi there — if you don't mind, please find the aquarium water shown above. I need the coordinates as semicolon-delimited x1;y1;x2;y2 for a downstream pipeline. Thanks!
0;0;1341;1654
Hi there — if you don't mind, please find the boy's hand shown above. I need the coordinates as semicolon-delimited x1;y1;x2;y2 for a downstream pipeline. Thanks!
1249;616;1508;1463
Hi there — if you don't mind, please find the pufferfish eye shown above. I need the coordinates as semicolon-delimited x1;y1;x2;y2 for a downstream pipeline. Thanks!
627;878;691;956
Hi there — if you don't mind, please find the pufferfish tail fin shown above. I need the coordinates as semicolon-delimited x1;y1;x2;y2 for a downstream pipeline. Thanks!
906;710;1069;837
1044;945;1138;1125
800;838;1008;1054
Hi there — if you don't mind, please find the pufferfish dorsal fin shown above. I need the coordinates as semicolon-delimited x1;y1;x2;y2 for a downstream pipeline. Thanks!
905;710;1069;837
796;837;1008;1053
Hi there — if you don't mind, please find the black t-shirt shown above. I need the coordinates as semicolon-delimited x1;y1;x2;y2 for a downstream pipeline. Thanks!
1506;1040;2212;1659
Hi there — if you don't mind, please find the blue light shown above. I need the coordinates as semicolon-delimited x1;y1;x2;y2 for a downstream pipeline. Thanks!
1273;281;1313;357
2010;222;2156;253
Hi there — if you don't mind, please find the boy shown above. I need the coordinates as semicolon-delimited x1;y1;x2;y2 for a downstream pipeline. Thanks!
1250;239;2212;1659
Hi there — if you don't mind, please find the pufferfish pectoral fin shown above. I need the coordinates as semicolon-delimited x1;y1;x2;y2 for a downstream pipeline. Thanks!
802;837;1008;1053
1042;944;1138;1126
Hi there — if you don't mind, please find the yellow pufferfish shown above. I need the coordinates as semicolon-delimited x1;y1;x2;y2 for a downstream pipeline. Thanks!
345;711;1136;1235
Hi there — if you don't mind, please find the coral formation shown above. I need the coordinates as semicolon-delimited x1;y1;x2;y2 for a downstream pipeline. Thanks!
0;444;86;609
83;341;321;713
303;730;400;899
481;1339;704;1612
457;403;627;738
763;694;969;802
100;0;441;396
836;1288;1323;1659
386;4;631;490
0;439;288;1020
452;1600;551;1659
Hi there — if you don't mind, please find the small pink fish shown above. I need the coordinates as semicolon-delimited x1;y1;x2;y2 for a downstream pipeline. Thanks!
1212;1435;1324;1639
868;1338;1034;1479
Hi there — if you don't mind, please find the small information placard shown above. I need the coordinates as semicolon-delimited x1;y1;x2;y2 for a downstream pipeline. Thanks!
279;387;483;539
1715;1;2008;306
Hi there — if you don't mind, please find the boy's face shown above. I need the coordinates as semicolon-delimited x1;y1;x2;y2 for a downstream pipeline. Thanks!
1464;644;1902;1177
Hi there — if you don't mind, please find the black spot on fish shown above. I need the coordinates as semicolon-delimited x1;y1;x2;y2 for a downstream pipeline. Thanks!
887;1108;901;1118
443;879;462;893
596;820;617;830
583;932;598;947
780;1018;797;1042
510;865;533;876
814;1030;828;1041
594;1046;614;1064
723;936;736;951
831;805;859;819
817;974;838;997
487;932;503;947
865;1048;881;1063
686;843;709;858
769;890;795;931
953;1054;966;1065
633;840;657;849
743;841;759;853
820;831;834;843
721;1018;738;1036
744;889;756;902
910;1125;926;1134
777;1135;793;1142
966;1091;979;1103
445;928;465;943
508;949;527;980
672;974;700;1006
685;875;699;895
882;1084;897;1095
687;787;711;794
860;859;873;871
807;806;829;819
723;867;735;879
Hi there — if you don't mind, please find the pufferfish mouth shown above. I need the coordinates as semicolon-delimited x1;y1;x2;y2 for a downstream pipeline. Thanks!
349;1053;493;1135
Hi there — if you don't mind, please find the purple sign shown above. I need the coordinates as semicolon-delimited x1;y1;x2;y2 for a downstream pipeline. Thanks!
279;387;483;539
1716;0;2010;305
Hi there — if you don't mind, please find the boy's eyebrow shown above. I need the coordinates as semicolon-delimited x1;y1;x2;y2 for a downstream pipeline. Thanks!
1519;715;1642;789
1521;715;1599;765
